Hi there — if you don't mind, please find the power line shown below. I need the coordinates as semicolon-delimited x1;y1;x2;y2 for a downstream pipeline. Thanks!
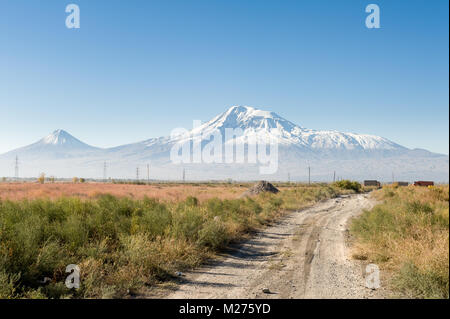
14;156;19;180
103;162;107;182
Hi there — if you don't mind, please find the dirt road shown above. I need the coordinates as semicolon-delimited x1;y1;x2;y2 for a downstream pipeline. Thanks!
162;194;386;299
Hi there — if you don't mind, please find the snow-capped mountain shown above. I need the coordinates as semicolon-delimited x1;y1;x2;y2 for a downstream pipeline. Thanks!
0;129;100;160
182;105;406;151
40;129;93;148
0;106;447;181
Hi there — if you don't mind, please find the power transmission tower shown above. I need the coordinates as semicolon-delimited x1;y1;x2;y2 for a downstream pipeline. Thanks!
308;166;311;185
147;164;150;184
103;162;107;182
333;171;336;183
288;172;290;184
14;156;19;180
136;167;139;182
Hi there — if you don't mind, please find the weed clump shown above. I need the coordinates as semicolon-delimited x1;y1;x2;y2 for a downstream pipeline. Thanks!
333;180;362;193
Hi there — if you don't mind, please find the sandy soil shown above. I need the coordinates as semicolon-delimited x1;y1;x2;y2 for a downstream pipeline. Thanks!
152;194;389;299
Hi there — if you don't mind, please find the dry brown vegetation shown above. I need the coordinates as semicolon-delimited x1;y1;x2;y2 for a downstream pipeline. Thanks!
0;182;251;202
0;181;349;299
351;184;449;298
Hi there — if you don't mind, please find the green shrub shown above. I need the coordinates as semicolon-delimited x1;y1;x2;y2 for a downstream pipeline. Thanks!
172;207;204;241
131;199;172;238
406;201;434;215
394;262;449;299
0;271;20;299
333;180;361;192
197;219;229;249
184;196;199;207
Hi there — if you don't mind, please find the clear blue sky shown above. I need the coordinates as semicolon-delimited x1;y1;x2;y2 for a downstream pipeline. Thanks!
0;0;448;154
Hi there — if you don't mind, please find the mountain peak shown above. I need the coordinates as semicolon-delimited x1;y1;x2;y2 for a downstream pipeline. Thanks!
185;105;406;150
202;105;300;132
42;129;78;145
185;105;304;147
225;105;279;120
34;129;98;150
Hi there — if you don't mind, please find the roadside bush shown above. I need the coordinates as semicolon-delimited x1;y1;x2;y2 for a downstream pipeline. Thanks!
131;199;172;238
37;173;45;184
0;271;20;299
333;180;361;192
172;207;204;241
197;219;229;249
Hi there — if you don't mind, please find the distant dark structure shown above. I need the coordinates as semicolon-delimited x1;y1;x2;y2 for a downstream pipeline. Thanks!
241;181;279;197
364;180;381;187
396;182;409;186
414;181;434;187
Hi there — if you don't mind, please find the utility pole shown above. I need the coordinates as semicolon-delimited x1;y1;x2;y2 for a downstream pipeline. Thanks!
136;167;139;182
103;162;107;182
333;171;336;183
14;156;19;180
308;166;311;185
147;164;150;184
288;172;290;184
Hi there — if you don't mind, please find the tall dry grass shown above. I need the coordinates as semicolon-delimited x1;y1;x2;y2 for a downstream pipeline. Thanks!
0;182;250;202
0;183;347;299
351;185;449;298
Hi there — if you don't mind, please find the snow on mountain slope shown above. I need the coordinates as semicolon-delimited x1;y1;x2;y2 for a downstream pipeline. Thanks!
40;129;89;147
0;129;100;160
170;105;406;152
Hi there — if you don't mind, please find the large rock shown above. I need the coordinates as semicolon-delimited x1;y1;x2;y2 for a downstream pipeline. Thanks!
241;181;279;197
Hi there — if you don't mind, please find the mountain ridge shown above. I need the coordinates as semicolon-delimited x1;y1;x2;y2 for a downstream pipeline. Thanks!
0;105;447;181
0;106;439;155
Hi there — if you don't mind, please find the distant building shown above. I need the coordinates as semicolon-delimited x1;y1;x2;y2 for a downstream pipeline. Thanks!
414;181;434;187
364;180;381;187
394;182;409;186
396;182;409;186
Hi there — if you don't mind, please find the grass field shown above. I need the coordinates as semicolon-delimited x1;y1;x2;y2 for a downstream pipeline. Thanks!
351;185;449;299
0;182;251;202
0;182;351;299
